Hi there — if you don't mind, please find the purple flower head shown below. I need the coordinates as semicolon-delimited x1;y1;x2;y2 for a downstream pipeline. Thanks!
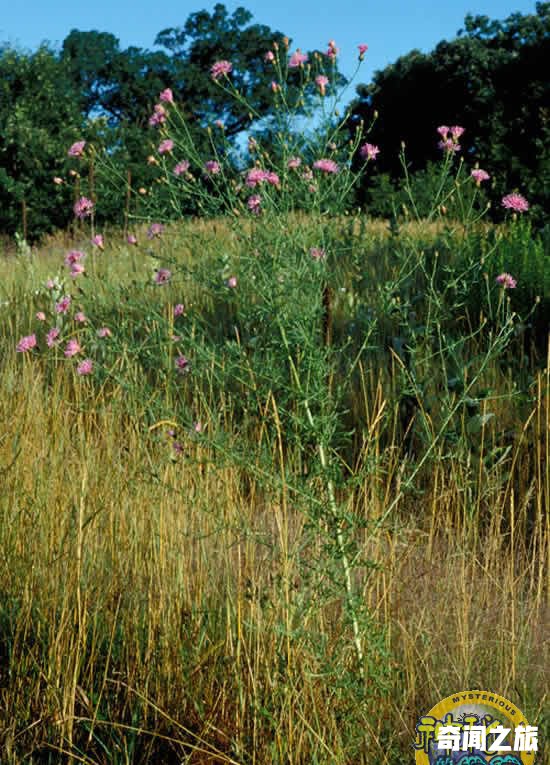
36;311;46;321
471;169;490;184
313;158;339;174
359;143;380;161
437;126;450;139
16;334;37;353
309;247;326;260
64;339;82;358
70;263;85;278
74;196;94;219
173;160;190;176
154;268;172;285
127;234;138;246
74;311;87;323
502;192;529;213
64;250;86;266
287;156;302;169
175;354;190;374
149;104;167;127
227;276;237;288
55;295;72;314
68;141;86;158
147;223;164;239
97;327;112;338
496;272;517;289
289;49;308;68
158;139;174;155
211;60;232;80
247;194;262;214
159;88;174;103
358;43;368;59
204;160;221;175
450;125;465;139
315;75;329;95
46;328;60;347
77;359;93;375
91;234;104;250
264;51;275;62
438;138;461;153
174;303;185;317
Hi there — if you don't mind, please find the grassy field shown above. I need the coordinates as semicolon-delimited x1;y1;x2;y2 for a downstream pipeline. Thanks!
0;217;548;764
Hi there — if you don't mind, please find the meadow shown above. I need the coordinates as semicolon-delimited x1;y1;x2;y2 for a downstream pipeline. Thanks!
0;211;548;763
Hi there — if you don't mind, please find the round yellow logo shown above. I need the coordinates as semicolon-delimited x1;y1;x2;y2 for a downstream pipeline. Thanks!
414;690;537;765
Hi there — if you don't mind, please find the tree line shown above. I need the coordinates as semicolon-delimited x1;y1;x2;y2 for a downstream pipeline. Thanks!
1;2;548;240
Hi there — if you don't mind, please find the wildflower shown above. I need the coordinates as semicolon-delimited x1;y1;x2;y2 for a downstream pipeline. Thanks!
287;156;302;169
127;234;138;245
65;250;85;266
53;176;64;185
310;247;326;260
74;312;87;323
70;262;86;278
77;359;93;375
174;303;185;317
55;295;72;314
16;334;37;353
74;196;94;219
214;119;224;129
247;194;262;214
148;104;167;127
46;327;60;347
438;138;461;153
211;60;232;80
471;168;490;184
172;440;184;454
326;40;339;59
313;158;339;174
154;268;172;285
359;142;380;161
204;160;221;175
91;234;104;250
496;272;517;289
175;354;190;374
437;125;463;153
302;168;313;181
266;171;280;186
450;125;465;139
64;339;81;357
158;139;174;155
147;222;164;239
46;278;57;290
315;75;329;95
271;81;281;93
437;125;450;139
159;88;174;103
68;141;86;157
36;311;46;321
97;327;112;338
246;168;267;187
264;51;275;62
193;421;203;433
358;43;368;59
172;160;190;177
502;192;529;213
227;276;237;288
288;49;308;68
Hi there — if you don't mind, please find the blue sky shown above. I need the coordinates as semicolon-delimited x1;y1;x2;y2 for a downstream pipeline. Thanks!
0;0;540;85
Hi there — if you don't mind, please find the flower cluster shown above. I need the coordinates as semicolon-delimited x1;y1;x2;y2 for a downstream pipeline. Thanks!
437;125;464;153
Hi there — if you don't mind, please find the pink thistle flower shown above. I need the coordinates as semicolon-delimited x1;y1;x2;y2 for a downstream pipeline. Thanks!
287;157;302;169
16;334;37;353
313;158;339;174
174;303;185;317
193;421;203;433
172;441;184;454
210;60;232;80
147;223;164;239
65;250;86;266
46;279;56;289
496;272;517;289
227;276;237;288
64;339;81;357
288;49;308;68
55;296;72;314
502;193;529;213
159;88;174;103
127;234;138;245
91;234;104;250
326;40;339;59
74;312;87;323
68;141;86;157
175;354;190;374
158;139;174;155
73;196;94;219
450;125;465;139
97;327;112;338
70;262;86;278
271;81;281;93
247;194;262;214
264;51;275;62
77;359;93;375
154;268;172;285
246;168;268;187
46;327;60;347
148;105;167;127
359;143;380;161
471;169;490;184
302;168;313;181
358;43;368;59
315;75;329;95
437;126;450;139
36;311;46;321
438;138;460;153
204;160;221;175
310;247;326;260
266;171;280;186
